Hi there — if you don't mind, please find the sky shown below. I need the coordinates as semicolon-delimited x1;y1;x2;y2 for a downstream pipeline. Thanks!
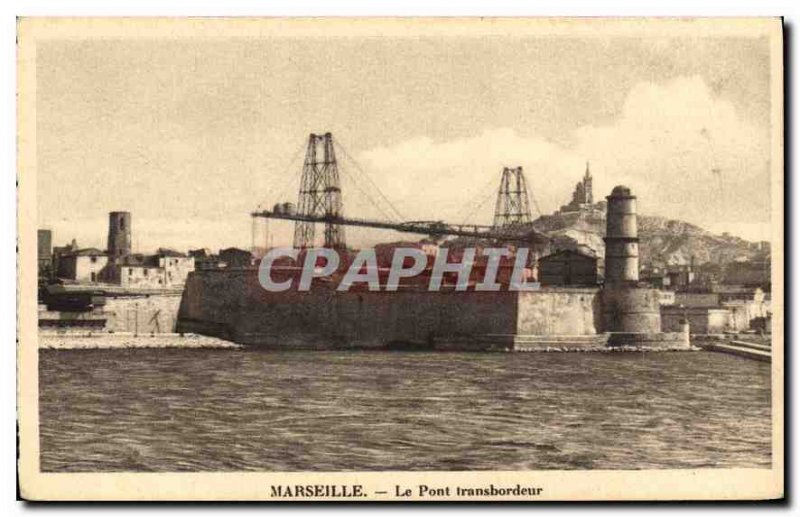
36;28;775;252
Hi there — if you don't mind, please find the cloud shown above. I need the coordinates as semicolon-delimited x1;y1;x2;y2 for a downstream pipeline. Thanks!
354;76;771;242
357;128;583;224
43;76;772;251
573;76;769;226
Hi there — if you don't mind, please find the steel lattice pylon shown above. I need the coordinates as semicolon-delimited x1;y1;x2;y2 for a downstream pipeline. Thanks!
293;133;346;249
492;166;532;228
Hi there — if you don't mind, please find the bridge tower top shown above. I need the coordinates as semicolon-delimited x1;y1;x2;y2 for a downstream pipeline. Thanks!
294;133;346;249
493;166;533;229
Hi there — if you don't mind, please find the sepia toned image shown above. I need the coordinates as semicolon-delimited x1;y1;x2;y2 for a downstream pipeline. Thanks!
17;17;783;501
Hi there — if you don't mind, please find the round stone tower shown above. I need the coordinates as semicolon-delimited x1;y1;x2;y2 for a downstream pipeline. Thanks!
107;211;131;261
604;185;639;284
602;186;661;335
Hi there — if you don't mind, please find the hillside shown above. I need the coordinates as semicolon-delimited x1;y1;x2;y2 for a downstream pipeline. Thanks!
531;208;768;268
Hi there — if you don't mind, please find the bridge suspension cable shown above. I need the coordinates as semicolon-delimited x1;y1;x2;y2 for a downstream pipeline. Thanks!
334;140;406;222
257;139;308;210
252;132;551;247
336;157;400;224
452;173;499;225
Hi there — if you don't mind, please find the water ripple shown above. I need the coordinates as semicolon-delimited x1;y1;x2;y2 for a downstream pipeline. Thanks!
39;349;771;472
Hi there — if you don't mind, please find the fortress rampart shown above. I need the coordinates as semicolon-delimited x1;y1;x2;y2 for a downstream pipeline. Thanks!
176;186;689;352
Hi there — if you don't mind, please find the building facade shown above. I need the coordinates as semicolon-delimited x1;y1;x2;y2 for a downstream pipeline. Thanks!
662;306;731;334
116;252;195;289
722;260;771;289
159;254;195;287
56;248;109;283
538;249;599;286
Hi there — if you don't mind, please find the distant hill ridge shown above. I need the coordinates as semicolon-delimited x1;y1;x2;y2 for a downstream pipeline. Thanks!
531;206;768;268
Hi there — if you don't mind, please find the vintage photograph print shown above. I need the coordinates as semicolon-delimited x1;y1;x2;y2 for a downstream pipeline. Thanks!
17;18;783;501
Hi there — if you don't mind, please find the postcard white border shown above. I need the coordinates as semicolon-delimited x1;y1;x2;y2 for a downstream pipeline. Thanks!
16;16;784;502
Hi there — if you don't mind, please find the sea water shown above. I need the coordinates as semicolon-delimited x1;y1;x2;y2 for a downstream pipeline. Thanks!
39;348;771;472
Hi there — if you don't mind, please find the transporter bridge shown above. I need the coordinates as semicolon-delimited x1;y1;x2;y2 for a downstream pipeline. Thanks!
251;132;549;249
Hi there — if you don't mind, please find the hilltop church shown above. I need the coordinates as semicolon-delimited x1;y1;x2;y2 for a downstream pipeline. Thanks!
560;162;595;213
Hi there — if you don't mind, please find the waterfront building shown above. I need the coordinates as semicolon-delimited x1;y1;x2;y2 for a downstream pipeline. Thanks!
115;250;195;289
722;259;771;289
538;249;599;286
56;248;109;283
661;306;731;335
665;286;769;334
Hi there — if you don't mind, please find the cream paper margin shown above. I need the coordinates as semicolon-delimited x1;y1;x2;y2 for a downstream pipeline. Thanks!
16;17;784;501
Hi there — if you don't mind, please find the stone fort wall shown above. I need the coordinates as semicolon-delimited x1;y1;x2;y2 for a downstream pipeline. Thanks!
176;269;602;349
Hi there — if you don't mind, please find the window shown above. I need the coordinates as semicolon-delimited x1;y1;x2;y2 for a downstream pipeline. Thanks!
144;269;148;276
90;256;97;263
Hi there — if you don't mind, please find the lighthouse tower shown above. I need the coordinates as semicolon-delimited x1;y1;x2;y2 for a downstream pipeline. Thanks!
601;186;661;335
604;186;639;284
